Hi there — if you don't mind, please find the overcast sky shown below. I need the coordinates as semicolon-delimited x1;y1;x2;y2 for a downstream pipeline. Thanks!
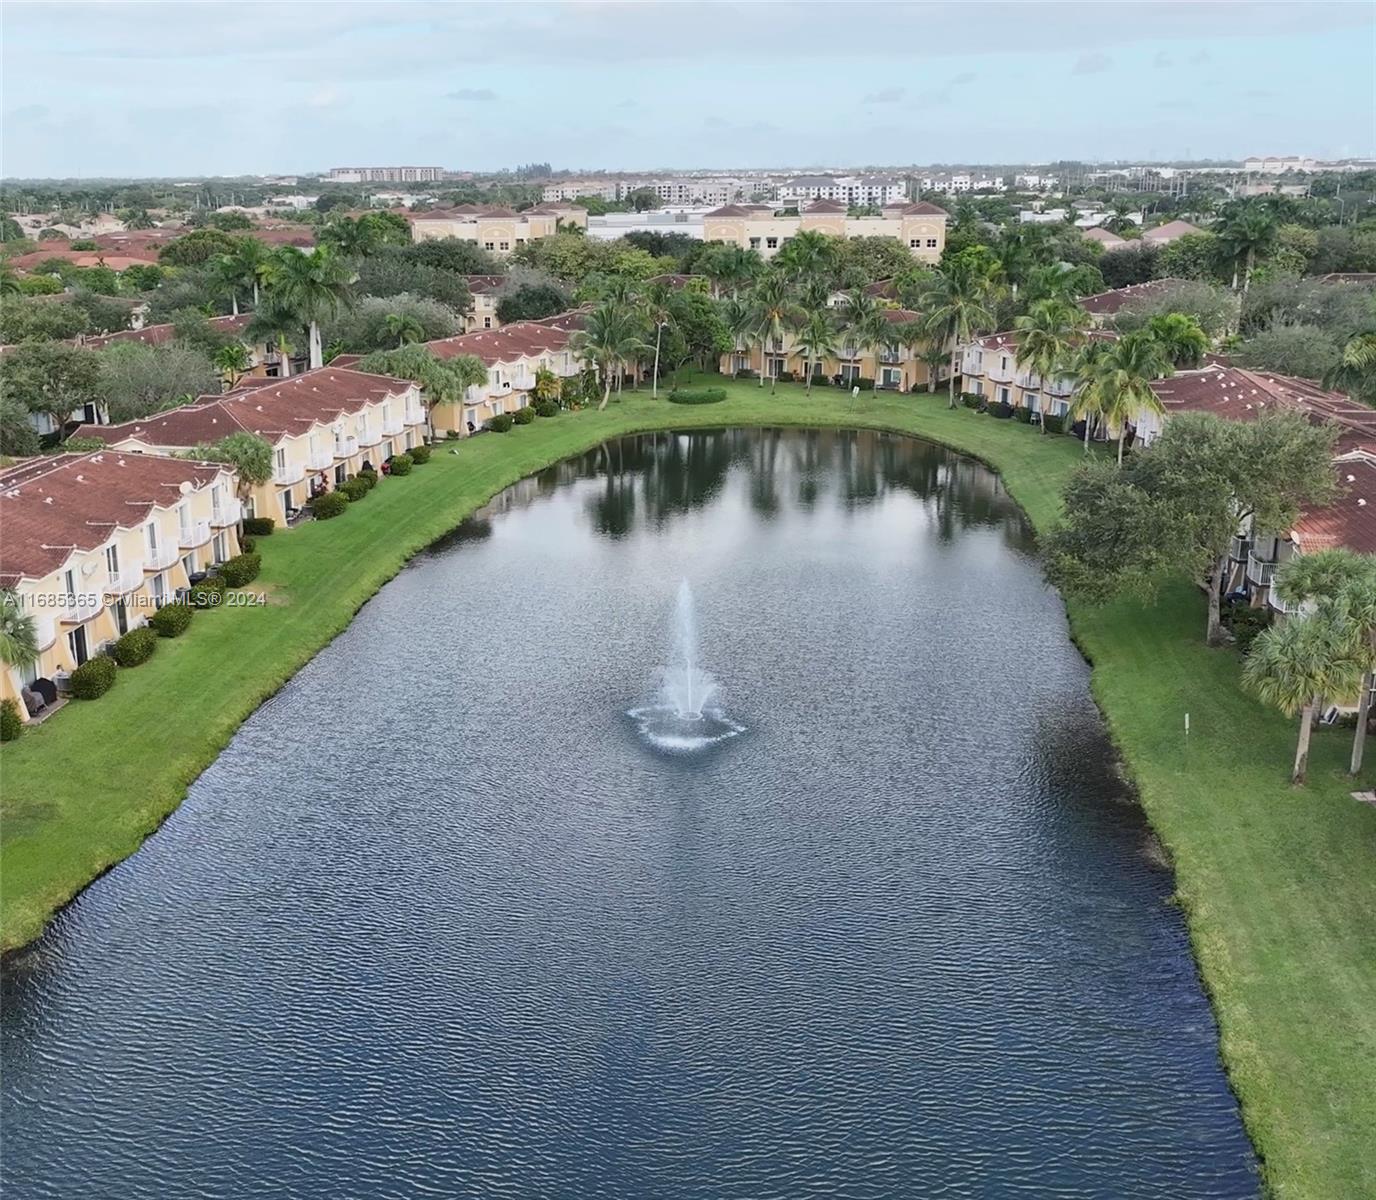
2;1;1373;179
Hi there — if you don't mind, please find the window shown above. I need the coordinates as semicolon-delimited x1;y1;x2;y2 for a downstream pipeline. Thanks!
499;241;510;251
484;242;495;251
926;238;938;248
909;239;920;248
483;317;493;329
998;386;1011;404
766;237;778;249
181;554;195;578
145;522;158;557
213;533;227;564
152;573;167;606
881;367;902;388
749;237;761;249
68;626;89;667
1024;392;1039;411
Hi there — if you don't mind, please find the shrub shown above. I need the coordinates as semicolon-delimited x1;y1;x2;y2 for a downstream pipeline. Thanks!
668;387;727;405
1014;405;1034;424
776;370;795;383
734;368;758;379
388;453;413;476
409;443;431;464
150;602;194;638
0;698;23;741
357;468;379;490
188;577;226;608
220;552;261;588
110;626;158;667
239;535;257;554
445;429;460;440
487;413;514;433
988;400;1015;419
1225;600;1271;654
856;377;874;391
242;516;275;537
312;490;350;519
512;406;535;425
339;477;370;501
70;655;117;700
533;399;559;418
1041;413;1066;435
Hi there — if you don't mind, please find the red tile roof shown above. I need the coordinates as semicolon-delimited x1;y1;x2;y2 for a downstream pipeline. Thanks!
1141;219;1203;244
1082;227;1126;247
803;199;847;214
422;309;587;366
78;313;252;351
0;451;232;586
1079;278;1194;316
1294;457;1376;555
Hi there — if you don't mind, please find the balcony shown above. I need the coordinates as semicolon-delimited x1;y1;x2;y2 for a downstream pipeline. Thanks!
106;564;145;595
490;378;514;396
145;540;180;571
272;460;306;485
1228;535;1251;562
986;362;1015;384
306;446;333;470
334;435;359;459
841;345;859;360
180;519;212;550
381;413;405;436
512;373;537;392
404;404;426;426
211;498;242;527
878;348;901;364
60;594;103;624
1245;552;1276;588
33;614;57;650
1268;589;1301;616
357;425;383;447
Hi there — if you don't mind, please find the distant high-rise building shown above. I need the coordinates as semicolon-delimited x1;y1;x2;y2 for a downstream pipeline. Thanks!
325;166;446;184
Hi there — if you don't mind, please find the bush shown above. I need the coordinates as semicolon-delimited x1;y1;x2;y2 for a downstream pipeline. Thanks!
150;602;194;638
445;429;460;440
512;406;535;426
960;393;984;409
388;453;413;476
668;387;727;405
357;468;378;490
776;370;795;383
487;413;514;433
1042;413;1066;435
70;655;117;700
220;552;261;588
110;626;158;667
242;516;275;537
1;698;23;741
534;400;559;418
409;443;431;464
339;477;370;501
239;535;257;554
1225;600;1271;654
988;400;1015;419
188;577;226;608
312;490;350;519
1014;405;1034;424
734;368;758;379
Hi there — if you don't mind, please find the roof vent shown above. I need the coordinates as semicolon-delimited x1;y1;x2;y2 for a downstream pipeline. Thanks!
1360;498;1368;507
43;495;53;504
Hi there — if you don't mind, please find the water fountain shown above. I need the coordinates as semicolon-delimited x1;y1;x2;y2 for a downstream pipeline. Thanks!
629;580;745;753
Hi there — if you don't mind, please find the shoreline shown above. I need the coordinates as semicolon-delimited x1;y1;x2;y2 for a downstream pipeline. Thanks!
3;378;1372;1197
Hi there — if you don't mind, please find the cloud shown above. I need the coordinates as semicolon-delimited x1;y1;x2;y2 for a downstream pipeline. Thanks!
863;86;904;103
1153;51;1173;68
447;87;496;101
1072;51;1112;75
306;86;342;108
1189;49;1212;64
947;71;976;86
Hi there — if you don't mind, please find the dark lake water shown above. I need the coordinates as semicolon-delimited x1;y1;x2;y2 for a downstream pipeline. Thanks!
1;429;1257;1198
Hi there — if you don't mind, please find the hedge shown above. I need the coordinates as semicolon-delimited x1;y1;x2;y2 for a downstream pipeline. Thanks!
1014;406;1033;424
242;516;275;537
388;453;413;476
357;468;379;490
70;656;117;700
734;368;758;379
534;400;559;418
1042;413;1066;434
512;407;535;426
150;602;193;638
0;698;23;741
312;490;350;519
987;400;1015;419
188;577;227;608
339;477;370;502
219;552;261;588
960;393;984;409
110;626;158;668
409;444;431;464
668;388;726;405
487;414;514;433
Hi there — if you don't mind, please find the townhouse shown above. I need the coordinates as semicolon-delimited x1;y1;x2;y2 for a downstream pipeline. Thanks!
1078;279;1194;327
407;204;587;253
422;311;587;433
703;199;947;263
958;329;1119;419
722;307;945;392
80;369;425;526
0;451;241;720
462;275;507;331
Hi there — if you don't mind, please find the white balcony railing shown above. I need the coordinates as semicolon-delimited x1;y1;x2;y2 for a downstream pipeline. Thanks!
878;349;901;364
60;594;103;624
145;540;180;571
306;446;333;470
180;519;212;549
334;435;359;459
272;461;305;485
107;564;145;595
986;363;1015;384
404;405;426;426
381;414;405;436
33;614;57;650
357;425;383;447
1228;535;1251;562
1246;552;1276;588
1268;589;1300;616
512;373;537;391
211;498;242;527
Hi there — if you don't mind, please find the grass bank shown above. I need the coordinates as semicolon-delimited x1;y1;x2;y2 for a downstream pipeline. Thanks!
3;376;1373;1197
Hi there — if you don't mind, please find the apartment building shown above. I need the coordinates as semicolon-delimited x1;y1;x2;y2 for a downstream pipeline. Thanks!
1077;279;1194;327
0;452;241;720
407;203;587;253
80;369;425;526
540;180;621;203
721;307;945;392
776;175;909;207
326;166;446;183
958;329;1120;419
462;275;507;331
703;199;947;262
423;311;587;433
1242;156;1318;175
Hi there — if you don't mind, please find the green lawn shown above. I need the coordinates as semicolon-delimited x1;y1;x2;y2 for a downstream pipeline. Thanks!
3;375;1373;1197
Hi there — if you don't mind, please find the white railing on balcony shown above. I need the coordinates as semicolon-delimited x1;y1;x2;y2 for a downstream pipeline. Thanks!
1268;589;1300;616
272;460;305;485
512;373;537;391
879;349;901;364
404;404;426;426
33;614;57;650
60;594;104;624
107;563;145;595
306;446;333;470
334;435;359;458
180;519;211;549
145;540;180;570
1228;535;1251;562
211;498;242;527
841;345;859;359
491;378;513;395
381;413;405;435
1046;376;1074;397
357;425;383;446
1246;552;1276;588
986;361;1015;383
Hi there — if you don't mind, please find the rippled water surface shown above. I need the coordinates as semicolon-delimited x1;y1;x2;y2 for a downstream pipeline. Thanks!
2;429;1257;1198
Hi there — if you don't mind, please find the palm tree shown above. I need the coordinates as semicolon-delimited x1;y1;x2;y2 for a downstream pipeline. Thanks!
720;296;755;374
1;267;21;296
246;300;302;379
774;229;837;285
385;312;425;348
922;264;995;409
851;309;893;393
1014;299;1090;432
212;342;252;389
1094;332;1173;465
570;303;649;410
1218;205;1277;295
1244;609;1363;784
793;310;838;395
1322;332;1376;395
641;281;674;399
1145;312;1210;368
1066;340;1111;450
0;590;39;676
700;243;761;298
749;274;800;394
214;238;269;314
263;244;355;370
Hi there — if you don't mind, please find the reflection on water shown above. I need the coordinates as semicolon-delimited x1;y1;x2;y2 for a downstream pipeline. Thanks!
1;429;1256;1199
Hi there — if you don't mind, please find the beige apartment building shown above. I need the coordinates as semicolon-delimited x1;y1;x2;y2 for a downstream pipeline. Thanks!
408;204;587;253
958;329;1121;420
81;369;425;527
0;452;241;720
462;275;506;331
703;199;947;262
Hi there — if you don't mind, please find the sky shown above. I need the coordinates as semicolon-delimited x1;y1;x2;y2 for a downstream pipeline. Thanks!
2;1;1373;179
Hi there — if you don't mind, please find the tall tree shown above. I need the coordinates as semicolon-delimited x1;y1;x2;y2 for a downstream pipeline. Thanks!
264;245;356;369
356;345;487;440
922;262;995;409
793;310;838;395
1093;332;1173;466
570;303;649;409
0;589;39;675
1218;205;1278;295
245;300;303;379
1014;299;1090;432
183;432;273;509
749;274;800;394
1145;312;1211;368
384;312;426;348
